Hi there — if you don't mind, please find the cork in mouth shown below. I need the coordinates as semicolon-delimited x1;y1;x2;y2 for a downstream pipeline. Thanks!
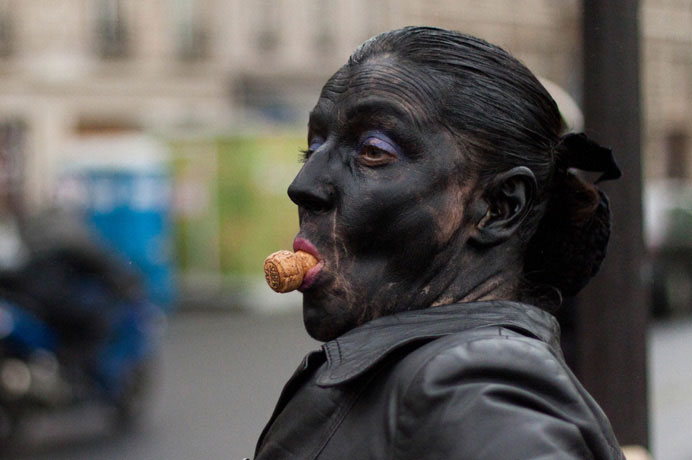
293;237;324;291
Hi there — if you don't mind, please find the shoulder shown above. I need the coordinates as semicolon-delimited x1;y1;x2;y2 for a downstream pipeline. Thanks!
386;326;623;460
393;325;566;389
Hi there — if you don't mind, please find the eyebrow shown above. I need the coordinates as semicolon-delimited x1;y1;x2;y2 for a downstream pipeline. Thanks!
342;97;419;127
307;96;428;146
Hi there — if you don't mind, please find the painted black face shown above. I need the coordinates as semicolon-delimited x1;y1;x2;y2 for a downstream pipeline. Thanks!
288;56;482;341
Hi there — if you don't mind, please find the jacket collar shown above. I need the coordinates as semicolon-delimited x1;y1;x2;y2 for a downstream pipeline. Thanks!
318;300;561;387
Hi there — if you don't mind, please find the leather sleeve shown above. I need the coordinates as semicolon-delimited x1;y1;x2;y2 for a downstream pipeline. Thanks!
390;332;621;460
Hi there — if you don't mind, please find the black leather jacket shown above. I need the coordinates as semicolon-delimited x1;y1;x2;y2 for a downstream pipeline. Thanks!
254;301;625;459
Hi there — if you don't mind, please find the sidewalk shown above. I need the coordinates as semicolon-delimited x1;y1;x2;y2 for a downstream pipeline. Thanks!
649;317;692;460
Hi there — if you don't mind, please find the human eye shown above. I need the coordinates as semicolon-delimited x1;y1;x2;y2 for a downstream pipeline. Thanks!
357;132;400;167
300;138;325;163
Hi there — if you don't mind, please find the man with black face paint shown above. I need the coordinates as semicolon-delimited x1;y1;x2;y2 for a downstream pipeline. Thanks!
254;27;626;459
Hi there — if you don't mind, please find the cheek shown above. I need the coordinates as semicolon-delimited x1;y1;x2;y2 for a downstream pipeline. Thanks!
338;176;444;254
433;184;471;244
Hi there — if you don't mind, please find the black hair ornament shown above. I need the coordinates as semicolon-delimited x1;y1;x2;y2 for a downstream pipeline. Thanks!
556;133;622;183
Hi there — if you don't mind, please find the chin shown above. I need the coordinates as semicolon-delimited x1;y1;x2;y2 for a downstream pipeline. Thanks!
303;312;338;342
302;295;354;342
303;321;335;342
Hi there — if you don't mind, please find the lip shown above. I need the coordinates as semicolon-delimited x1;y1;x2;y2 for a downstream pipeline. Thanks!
293;237;324;291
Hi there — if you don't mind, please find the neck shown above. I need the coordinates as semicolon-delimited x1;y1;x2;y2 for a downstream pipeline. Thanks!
428;244;523;308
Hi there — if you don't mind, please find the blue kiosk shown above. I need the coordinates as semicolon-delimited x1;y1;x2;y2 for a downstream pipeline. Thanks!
59;135;175;310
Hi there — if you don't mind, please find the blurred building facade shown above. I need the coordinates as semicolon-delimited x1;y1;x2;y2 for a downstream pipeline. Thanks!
0;0;690;207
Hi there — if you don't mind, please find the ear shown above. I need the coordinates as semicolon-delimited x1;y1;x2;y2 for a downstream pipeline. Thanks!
471;166;536;246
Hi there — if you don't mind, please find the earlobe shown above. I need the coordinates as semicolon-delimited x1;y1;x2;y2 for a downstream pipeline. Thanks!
471;166;536;246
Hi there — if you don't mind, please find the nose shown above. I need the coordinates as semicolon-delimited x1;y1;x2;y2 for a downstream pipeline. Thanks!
287;162;336;213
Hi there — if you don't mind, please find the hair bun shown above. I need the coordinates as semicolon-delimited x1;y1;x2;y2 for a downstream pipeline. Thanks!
522;133;621;303
523;171;612;299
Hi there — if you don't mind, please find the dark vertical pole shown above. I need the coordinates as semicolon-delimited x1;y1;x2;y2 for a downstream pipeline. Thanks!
579;0;648;447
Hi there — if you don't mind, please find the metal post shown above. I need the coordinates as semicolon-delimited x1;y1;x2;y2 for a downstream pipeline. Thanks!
578;0;648;447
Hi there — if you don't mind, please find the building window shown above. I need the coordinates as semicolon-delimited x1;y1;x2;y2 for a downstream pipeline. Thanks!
171;0;208;60
94;0;129;59
0;120;26;217
0;0;13;57
666;128;690;180
256;0;279;53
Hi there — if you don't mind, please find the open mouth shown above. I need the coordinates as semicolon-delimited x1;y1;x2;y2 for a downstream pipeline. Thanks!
293;237;324;291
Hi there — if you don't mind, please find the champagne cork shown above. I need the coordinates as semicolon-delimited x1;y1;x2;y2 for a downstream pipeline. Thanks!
264;250;318;293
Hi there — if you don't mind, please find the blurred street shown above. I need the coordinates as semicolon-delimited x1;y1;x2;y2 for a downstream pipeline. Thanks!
11;308;319;460
6;308;692;460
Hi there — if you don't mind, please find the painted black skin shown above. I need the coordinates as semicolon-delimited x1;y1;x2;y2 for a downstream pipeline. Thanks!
288;54;537;342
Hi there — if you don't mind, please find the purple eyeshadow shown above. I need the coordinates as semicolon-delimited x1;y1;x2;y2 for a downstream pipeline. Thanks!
309;138;325;152
360;131;401;157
